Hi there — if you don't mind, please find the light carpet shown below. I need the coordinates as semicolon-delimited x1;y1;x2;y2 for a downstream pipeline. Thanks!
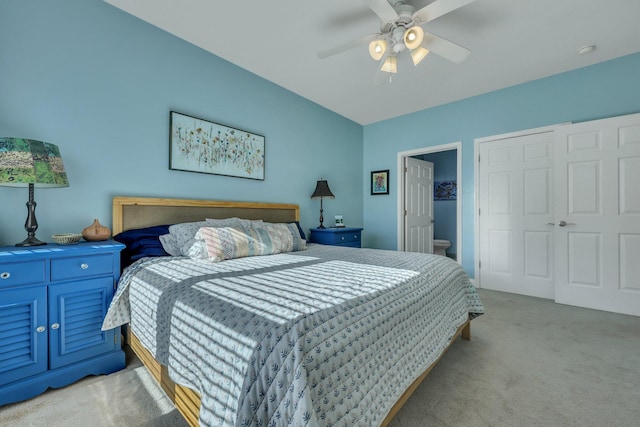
1;289;639;426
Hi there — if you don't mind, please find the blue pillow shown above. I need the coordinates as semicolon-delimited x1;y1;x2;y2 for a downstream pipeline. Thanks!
294;221;306;240
114;224;171;267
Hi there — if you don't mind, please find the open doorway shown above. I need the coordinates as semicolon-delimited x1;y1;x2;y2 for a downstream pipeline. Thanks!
397;142;462;263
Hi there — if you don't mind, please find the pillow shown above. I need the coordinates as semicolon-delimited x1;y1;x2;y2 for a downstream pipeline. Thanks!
178;218;253;258
160;218;247;257
159;233;180;256
260;223;295;252
113;224;171;267
183;221;305;259
294;221;306;240
207;217;263;229
198;226;292;262
256;222;306;252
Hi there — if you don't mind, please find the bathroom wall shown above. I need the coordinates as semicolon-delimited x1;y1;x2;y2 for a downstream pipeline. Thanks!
418;150;457;257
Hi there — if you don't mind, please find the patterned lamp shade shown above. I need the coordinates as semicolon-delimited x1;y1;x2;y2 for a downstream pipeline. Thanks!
0;138;69;187
0;138;69;247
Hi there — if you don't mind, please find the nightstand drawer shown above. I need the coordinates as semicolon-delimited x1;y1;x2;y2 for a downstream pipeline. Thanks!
51;253;114;281
328;232;360;245
0;260;46;289
309;227;363;248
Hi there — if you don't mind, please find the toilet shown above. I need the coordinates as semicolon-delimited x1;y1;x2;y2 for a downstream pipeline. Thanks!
433;239;451;257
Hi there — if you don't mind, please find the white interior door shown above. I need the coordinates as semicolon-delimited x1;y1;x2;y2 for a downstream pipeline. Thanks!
478;131;555;299
404;157;433;253
554;113;640;316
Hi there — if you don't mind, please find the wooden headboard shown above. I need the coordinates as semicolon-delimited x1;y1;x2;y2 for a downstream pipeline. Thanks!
112;196;300;235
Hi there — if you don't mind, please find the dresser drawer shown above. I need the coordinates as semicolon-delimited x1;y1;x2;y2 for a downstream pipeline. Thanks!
0;260;46;289
51;253;114;281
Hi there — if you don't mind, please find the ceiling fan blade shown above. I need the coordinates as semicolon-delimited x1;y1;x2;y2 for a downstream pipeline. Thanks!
365;0;399;24
413;0;475;24
423;31;471;63
318;34;380;59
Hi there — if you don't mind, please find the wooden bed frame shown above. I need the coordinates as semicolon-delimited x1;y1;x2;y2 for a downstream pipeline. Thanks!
112;196;471;427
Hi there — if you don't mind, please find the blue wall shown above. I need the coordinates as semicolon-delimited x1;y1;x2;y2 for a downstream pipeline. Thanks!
363;52;640;277
2;0;639;280
0;0;363;246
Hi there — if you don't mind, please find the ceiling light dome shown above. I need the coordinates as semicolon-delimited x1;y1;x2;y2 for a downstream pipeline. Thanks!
380;55;397;73
403;26;424;50
410;47;430;65
368;39;387;61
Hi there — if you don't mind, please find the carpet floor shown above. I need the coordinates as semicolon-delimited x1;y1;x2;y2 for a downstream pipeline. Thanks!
1;289;639;426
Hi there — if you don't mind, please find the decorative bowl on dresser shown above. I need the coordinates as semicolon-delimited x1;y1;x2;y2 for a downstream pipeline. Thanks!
0;241;126;406
309;227;364;248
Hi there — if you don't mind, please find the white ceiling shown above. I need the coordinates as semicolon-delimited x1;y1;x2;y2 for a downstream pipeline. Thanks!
104;0;640;125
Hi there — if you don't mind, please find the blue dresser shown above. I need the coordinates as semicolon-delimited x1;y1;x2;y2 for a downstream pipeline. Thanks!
309;227;364;248
0;241;125;406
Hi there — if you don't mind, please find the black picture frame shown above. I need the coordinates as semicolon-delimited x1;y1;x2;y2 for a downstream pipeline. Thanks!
371;169;389;195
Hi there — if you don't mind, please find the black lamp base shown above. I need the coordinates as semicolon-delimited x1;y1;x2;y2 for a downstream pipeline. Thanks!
317;200;326;229
16;236;46;247
16;183;47;247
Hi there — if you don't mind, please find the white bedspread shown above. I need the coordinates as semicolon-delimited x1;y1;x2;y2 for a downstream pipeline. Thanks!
103;244;484;426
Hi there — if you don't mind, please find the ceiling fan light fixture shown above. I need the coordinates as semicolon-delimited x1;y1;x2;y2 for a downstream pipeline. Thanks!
380;55;397;73
368;39;387;61
410;47;430;65
403;26;424;50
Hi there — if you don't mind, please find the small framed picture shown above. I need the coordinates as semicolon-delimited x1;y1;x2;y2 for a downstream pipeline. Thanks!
434;180;457;200
371;170;389;195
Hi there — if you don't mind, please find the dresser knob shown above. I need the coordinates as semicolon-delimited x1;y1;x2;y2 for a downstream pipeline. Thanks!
36;326;46;333
0;272;9;279
81;263;89;269
51;323;60;330
341;236;345;240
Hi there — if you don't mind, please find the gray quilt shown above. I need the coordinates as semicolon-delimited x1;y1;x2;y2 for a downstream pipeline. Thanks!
103;244;484;427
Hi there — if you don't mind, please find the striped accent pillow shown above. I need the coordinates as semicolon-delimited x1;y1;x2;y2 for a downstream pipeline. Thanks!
198;226;293;262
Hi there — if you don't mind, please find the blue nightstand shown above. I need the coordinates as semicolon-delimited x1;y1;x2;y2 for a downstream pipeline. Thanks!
309;227;363;248
0;241;126;406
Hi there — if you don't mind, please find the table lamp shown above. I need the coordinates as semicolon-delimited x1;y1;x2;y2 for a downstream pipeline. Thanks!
310;179;335;229
0;138;69;246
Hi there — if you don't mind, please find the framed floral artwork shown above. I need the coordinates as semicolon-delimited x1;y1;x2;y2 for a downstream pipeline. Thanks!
169;111;265;180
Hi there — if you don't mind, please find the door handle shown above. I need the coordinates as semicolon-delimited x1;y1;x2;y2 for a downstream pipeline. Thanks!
546;223;555;226
558;220;576;227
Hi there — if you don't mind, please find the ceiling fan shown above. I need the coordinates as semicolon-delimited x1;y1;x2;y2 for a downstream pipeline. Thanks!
319;0;475;74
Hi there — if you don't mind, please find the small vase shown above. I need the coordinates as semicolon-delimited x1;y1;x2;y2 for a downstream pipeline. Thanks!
82;219;111;241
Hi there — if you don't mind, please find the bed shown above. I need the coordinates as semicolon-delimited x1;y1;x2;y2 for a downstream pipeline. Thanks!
104;196;484;427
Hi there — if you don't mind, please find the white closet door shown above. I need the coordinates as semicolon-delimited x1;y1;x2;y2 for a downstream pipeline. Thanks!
478;131;555;298
554;113;640;316
405;157;434;253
